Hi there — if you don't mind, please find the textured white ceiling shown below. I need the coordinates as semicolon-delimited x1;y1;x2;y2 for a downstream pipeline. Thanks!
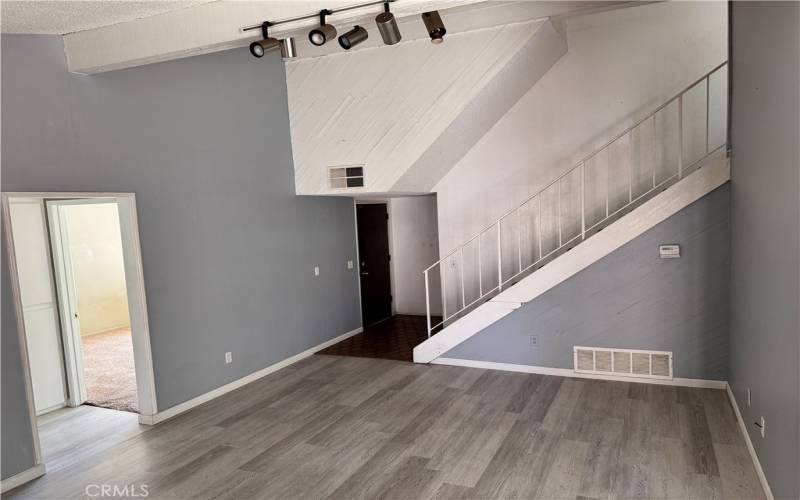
0;0;215;34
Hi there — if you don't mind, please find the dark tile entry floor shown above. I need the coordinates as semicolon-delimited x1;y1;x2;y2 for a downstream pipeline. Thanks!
317;315;438;362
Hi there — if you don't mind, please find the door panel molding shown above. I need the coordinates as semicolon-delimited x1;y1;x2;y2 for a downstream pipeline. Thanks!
8;199;68;415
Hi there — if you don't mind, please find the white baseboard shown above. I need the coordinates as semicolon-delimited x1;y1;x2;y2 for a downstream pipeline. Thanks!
0;463;46;494
432;357;728;389
726;384;774;500
138;326;363;425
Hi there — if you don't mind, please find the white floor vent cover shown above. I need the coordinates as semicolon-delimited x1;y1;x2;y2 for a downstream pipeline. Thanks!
574;346;673;380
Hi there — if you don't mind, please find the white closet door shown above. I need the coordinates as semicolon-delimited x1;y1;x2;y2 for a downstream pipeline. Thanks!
10;199;68;414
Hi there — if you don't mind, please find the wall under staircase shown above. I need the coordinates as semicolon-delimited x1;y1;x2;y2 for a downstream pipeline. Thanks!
441;181;731;380
414;153;730;364
414;52;730;365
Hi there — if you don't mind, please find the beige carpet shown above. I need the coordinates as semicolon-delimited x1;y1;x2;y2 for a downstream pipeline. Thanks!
80;328;138;413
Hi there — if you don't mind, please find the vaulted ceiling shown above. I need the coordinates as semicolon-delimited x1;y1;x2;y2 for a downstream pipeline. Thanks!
0;1;617;73
0;1;213;34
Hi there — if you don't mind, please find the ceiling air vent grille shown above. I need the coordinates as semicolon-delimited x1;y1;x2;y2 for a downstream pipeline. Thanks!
329;165;365;189
574;346;673;380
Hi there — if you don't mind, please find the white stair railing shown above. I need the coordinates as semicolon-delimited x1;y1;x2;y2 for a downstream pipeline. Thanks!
424;62;729;337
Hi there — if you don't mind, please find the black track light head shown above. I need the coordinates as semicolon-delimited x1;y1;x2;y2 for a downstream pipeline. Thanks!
339;25;368;50
309;10;337;46
421;11;446;44
250;22;280;58
375;1;401;45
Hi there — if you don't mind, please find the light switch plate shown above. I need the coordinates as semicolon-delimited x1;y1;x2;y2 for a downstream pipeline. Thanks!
347;260;354;269
314;266;320;276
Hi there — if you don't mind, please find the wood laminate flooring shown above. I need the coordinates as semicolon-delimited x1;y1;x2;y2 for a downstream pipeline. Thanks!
8;355;764;500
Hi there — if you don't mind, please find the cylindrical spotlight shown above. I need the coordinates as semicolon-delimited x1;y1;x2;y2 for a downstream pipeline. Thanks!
309;24;337;46
250;38;280;57
250;22;280;58
375;1;401;45
280;37;297;59
421;11;446;44
338;25;368;50
309;10;337;46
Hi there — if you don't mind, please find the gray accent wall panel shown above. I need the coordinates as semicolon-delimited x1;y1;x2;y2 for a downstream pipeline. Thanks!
445;184;731;381
729;3;800;499
1;33;361;470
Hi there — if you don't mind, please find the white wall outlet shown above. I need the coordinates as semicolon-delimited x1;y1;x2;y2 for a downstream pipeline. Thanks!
529;335;538;347
347;260;354;269
225;352;232;364
314;266;320;276
759;416;765;438
747;388;751;407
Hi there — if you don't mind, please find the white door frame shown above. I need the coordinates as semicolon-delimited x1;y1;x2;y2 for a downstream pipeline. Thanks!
2;192;158;445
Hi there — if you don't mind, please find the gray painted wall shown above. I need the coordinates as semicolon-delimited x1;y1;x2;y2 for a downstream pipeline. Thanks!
1;230;37;479
1;35;361;478
445;184;731;381
729;3;800;499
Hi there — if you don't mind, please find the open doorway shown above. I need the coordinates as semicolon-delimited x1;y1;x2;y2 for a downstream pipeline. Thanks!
48;200;137;413
318;195;441;362
2;192;157;483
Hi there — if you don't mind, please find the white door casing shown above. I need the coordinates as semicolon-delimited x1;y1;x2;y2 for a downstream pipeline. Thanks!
4;192;158;430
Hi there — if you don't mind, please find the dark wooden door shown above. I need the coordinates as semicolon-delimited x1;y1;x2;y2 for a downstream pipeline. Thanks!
357;204;392;326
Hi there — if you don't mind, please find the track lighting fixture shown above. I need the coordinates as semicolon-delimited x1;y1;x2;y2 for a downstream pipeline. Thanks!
280;37;297;59
375;1;401;45
250;22;280;58
421;11;446;44
245;1;409;57
339;25;368;50
309;10;337;47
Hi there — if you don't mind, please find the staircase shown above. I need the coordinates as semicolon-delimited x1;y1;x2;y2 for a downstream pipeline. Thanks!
414;62;729;364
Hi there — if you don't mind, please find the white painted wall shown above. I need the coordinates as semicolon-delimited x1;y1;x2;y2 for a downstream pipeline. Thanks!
433;1;728;256
287;18;558;195
62;203;130;336
8;198;68;414
388;195;441;316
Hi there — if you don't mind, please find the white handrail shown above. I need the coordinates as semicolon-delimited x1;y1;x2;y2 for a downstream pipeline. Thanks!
424;61;728;337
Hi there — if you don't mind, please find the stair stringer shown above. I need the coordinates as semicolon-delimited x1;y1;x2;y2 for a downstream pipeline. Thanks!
413;153;730;363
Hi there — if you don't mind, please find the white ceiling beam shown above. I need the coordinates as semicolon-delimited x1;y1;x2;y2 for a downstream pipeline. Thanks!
62;0;628;74
63;0;482;74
